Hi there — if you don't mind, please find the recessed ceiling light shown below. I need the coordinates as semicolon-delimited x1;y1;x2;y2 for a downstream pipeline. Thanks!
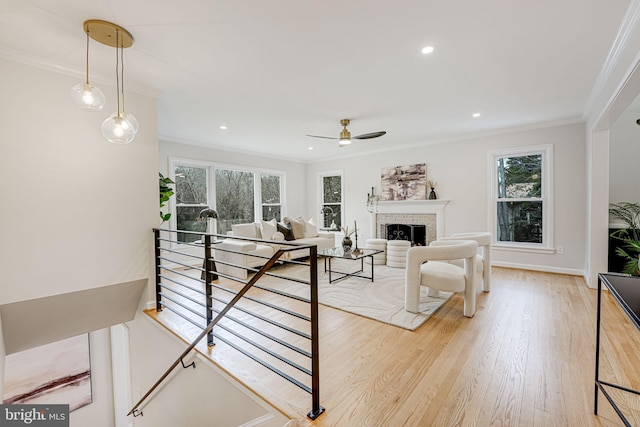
308;146;314;150
220;125;227;130
421;46;434;54
472;113;481;118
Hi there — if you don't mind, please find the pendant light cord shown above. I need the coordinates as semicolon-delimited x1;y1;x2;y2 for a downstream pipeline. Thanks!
115;29;121;117
120;37;126;115
85;32;90;85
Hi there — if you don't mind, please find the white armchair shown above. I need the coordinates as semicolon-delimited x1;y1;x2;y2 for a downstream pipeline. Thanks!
405;240;478;317
440;232;492;292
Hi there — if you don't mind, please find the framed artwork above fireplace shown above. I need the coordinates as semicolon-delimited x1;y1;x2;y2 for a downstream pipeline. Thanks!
380;163;426;201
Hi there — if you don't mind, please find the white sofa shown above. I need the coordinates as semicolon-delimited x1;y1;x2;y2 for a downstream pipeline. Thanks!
214;218;334;279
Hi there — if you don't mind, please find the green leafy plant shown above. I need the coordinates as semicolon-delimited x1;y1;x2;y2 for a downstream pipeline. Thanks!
159;172;175;223
609;201;640;275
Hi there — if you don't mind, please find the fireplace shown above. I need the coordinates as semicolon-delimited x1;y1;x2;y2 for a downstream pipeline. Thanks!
378;214;435;245
386;224;426;246
371;200;449;245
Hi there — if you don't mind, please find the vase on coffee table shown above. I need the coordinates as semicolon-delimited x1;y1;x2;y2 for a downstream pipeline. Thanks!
342;236;352;252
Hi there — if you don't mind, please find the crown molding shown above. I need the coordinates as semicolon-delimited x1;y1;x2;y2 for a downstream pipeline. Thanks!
0;46;163;98
582;0;640;120
158;135;306;164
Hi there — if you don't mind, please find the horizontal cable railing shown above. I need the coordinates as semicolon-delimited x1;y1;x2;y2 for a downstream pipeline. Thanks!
128;228;325;420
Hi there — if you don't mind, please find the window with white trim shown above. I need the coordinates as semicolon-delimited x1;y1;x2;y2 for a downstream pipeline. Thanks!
213;169;283;234
260;173;282;222
489;145;553;250
215;168;255;234
170;158;285;242
174;164;209;243
319;171;343;229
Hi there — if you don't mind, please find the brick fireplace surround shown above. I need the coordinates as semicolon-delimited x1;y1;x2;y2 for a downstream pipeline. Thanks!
371;200;449;245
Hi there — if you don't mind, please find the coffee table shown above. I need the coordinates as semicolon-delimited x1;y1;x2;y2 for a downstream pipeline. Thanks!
318;247;384;284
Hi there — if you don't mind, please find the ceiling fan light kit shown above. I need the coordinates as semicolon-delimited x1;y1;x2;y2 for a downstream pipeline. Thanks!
339;119;352;146
307;118;386;147
71;20;138;144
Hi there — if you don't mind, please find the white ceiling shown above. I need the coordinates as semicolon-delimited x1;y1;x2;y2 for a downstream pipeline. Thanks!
0;0;630;161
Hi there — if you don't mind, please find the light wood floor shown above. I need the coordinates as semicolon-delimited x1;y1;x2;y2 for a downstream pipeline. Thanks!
147;266;640;426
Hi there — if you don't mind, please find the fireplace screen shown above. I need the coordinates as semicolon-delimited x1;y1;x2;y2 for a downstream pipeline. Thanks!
386;224;426;246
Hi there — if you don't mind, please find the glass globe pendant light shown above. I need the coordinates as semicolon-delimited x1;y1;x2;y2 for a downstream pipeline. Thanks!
94;23;138;144
122;112;139;134
118;51;138;135
101;112;136;144
70;32;105;111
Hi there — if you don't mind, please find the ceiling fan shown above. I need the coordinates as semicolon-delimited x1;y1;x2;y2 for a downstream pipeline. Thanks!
306;119;386;147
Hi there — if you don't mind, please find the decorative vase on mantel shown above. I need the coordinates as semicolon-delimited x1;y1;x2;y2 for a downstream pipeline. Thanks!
342;236;353;252
428;187;437;200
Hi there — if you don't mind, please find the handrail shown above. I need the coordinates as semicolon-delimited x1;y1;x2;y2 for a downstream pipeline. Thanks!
128;246;287;417
130;228;325;420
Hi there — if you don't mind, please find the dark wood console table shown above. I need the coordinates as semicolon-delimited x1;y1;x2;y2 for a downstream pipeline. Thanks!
595;273;640;426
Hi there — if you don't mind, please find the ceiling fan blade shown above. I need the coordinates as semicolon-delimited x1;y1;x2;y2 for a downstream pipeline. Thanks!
306;134;338;140
353;131;386;140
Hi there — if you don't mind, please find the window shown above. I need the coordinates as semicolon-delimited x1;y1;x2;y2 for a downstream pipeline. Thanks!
215;168;255;234
174;165;209;243
490;145;553;251
320;172;343;229
170;158;285;241
261;174;282;222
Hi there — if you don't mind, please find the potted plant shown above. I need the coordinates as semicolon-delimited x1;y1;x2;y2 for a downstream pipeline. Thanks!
609;201;640;275
159;172;175;224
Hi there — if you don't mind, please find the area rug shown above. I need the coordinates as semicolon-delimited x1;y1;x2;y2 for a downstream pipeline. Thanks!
263;260;453;331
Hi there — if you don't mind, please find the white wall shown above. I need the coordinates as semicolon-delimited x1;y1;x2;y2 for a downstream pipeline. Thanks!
0;58;158;303
0;58;159;426
306;122;587;275
609;106;640;204
0;315;4;407
126;313;288;427
71;329;116;426
159;140;308;219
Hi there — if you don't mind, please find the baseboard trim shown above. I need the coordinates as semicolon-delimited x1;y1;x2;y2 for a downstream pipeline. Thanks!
492;261;584;277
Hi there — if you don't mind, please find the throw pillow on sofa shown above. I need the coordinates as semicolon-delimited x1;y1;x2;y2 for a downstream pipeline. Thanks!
277;222;296;241
260;219;278;240
284;216;306;239
231;223;260;238
304;218;319;238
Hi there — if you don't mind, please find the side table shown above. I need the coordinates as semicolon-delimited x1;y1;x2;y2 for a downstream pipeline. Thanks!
386;240;411;268
364;238;387;265
595;273;640;425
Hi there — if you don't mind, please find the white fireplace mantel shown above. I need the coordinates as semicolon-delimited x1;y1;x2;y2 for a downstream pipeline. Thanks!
377;200;450;213
370;200;450;240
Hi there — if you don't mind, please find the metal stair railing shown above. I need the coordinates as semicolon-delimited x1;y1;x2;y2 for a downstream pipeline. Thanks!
128;228;325;420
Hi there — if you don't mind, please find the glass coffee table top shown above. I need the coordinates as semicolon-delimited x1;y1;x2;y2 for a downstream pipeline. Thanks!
318;247;383;259
318;247;383;283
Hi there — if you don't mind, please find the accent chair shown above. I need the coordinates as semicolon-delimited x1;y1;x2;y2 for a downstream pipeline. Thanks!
404;239;478;317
